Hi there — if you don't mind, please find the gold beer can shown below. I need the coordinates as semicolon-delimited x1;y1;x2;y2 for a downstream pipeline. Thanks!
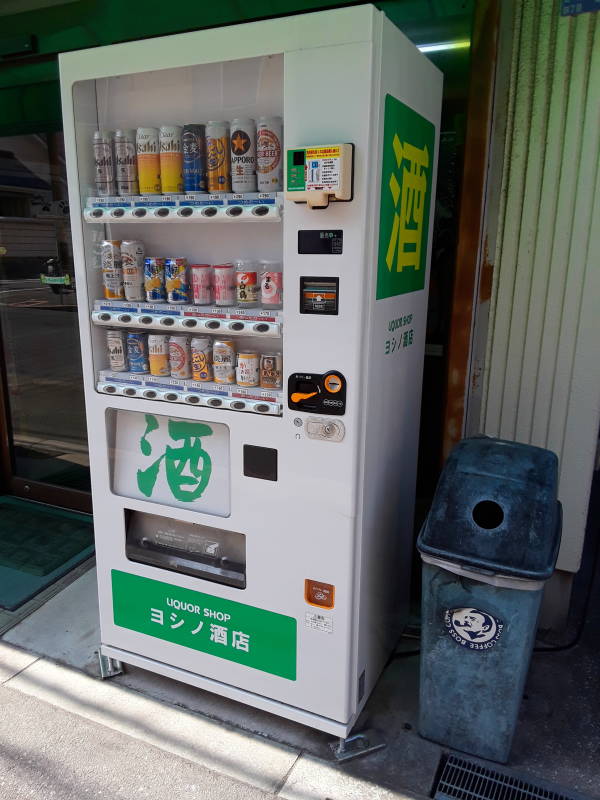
206;121;231;193
136;128;161;194
159;125;184;194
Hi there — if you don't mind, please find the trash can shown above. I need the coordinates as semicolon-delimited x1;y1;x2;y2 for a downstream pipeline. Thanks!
417;436;562;763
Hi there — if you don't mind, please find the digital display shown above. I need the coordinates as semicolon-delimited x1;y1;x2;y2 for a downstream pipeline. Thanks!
293;150;305;166
298;229;343;255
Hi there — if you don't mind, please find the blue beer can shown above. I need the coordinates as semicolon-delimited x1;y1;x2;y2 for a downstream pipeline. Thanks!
144;257;166;302
182;124;207;192
127;332;149;373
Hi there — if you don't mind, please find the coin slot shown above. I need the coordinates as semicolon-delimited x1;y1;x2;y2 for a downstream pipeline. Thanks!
139;316;153;324
123;388;136;396
226;206;243;217
183;319;197;327
164;392;178;401
206;320;221;329
155;207;170;217
252;205;269;217
207;398;222;407
253;323;270;333
231;401;246;410
133;208;147;218
160;317;175;326
143;390;157;399
201;206;218;217
178;206;193;217
118;314;132;323
91;208;104;218
111;208;125;218
229;322;245;331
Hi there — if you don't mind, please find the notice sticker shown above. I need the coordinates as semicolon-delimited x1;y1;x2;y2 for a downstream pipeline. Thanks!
305;611;333;633
304;146;341;190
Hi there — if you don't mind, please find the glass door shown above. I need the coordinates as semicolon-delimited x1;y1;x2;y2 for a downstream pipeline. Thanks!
0;132;91;512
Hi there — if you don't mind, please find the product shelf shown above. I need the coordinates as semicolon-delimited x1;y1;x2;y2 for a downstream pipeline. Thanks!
97;370;282;416
83;192;282;223
91;300;282;338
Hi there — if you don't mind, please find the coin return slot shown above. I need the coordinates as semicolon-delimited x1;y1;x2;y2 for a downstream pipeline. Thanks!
206;320;221;329
133;208;147;218
160;317;175;326
255;404;270;413
186;395;200;404
104;385;117;393
111;208;125;217
226;206;243;217
231;401;246;410
155;207;170;217
164;392;178;401
143;390;157;399
201;207;218;217
118;314;132;323
182;319;197;327
99;313;111;321
123;388;136;396
139;316;153;324
229;322;245;331
252;205;269;216
207;398;222;407
254;323;270;333
91;208;104;218
178;206;193;217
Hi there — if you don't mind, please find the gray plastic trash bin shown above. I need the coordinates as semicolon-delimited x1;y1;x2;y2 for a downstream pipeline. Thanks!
417;436;562;763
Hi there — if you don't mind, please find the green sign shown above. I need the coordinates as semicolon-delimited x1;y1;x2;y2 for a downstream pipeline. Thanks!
40;274;71;286
376;94;435;300
112;570;297;680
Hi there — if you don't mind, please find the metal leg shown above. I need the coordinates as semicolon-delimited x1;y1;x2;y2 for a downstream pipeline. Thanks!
329;729;386;762
98;651;124;679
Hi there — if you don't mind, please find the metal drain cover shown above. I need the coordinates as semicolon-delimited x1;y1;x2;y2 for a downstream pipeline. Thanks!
433;755;583;800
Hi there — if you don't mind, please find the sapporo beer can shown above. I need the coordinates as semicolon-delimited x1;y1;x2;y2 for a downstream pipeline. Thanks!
256;116;283;192
165;257;189;304
191;336;213;382
260;352;283;389
191;264;212;305
114;129;139;195
213;263;235;307
106;329;128;372
144;257;166;302
148;334;170;377
212;339;236;384
182;124;207;192
136;128;161;194
234;262;259;307
127;332;149;374
230;118;256;193
206;121;231;193
159;125;184;194
121;240;145;301
100;240;124;300
169;335;192;379
93;131;116;196
236;352;259;387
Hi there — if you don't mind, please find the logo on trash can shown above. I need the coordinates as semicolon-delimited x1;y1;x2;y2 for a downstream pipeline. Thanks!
445;608;504;650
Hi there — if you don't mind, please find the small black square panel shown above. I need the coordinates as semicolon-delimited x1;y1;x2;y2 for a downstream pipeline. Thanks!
243;445;278;481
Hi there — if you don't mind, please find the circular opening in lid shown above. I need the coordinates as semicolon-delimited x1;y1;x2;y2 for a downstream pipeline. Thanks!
178;206;193;217
202;206;217;217
252;205;269;216
91;208;104;218
226;206;243;217
155;207;170;217
133;208;147;217
111;208;125;217
472;500;504;530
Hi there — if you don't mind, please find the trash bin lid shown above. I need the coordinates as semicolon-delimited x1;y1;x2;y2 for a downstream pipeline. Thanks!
417;437;562;580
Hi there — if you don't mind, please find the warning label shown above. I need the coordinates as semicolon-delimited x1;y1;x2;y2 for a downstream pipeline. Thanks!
305;146;341;190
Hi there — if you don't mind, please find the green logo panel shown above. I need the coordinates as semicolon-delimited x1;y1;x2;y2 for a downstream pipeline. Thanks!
112;570;297;680
376;94;435;300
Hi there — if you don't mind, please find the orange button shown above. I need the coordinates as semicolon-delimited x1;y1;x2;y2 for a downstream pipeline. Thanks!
305;579;335;609
323;374;342;393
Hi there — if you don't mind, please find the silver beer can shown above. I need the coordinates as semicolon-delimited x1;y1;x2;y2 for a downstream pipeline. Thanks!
230;118;256;193
120;240;145;302
256;116;283;192
106;329;128;372
114;129;139;196
93;130;116;196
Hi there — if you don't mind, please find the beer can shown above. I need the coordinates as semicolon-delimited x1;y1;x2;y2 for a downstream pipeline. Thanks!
136;128;161;194
234;261;259;307
168;335;192;379
121;240;145;301
106;329;128;372
236;352;259;387
182;124;207;193
100;239;124;300
212;339;236;384
93;130;116;196
148;334;170;377
256;116;283;192
159;125;184;194
213;263;235;307
114;129;139;195
260;352;283;389
165;257;189;304
206;121;231;193
144;257;166;302
230;118;256;193
191;336;213;382
191;264;213;305
127;332;149;374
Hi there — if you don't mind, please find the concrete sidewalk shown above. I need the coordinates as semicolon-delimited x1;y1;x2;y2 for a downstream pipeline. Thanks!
0;641;421;800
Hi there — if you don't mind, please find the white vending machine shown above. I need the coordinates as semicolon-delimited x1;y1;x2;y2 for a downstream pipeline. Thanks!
60;4;442;738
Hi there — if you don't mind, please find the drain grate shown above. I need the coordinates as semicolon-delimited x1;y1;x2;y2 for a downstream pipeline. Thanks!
433;755;578;800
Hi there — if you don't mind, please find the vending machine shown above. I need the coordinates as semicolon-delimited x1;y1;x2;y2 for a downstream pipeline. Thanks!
59;5;442;738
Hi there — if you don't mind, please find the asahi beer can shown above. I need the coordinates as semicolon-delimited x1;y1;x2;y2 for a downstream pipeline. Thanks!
121;240;145;301
213;263;235;306
159;125;184;194
148;334;170;377
230;118;256;193
256;116;283;191
236;352;259;387
168;335;192;379
206;121;231;193
127;332;149;374
93;131;116;196
165;257;189;304
191;336;213;382
114;129;139;195
136;128;161;194
212;339;236;384
100;239;124;300
106;329;128;372
182;124;207;193
234;262;259;307
144;257;166;302
260;352;283;389
191;264;212;305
